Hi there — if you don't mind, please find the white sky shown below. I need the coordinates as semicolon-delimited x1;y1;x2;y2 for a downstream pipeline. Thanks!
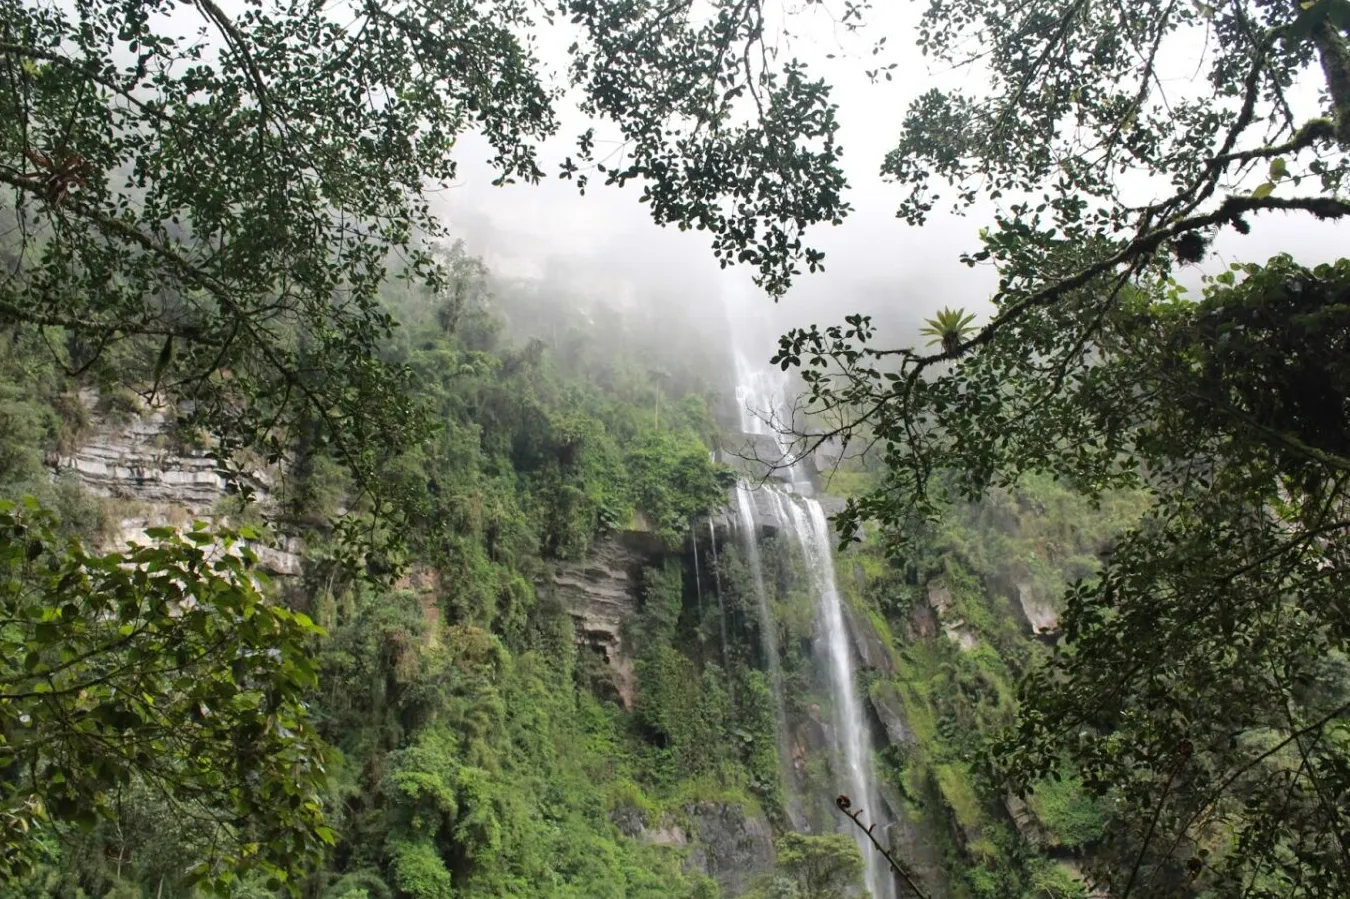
429;2;1348;357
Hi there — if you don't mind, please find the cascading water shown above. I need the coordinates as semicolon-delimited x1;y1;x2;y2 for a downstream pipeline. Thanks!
780;496;893;899
734;481;799;825
726;300;895;899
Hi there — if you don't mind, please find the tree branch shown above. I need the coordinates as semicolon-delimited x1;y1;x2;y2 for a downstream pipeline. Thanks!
836;794;931;899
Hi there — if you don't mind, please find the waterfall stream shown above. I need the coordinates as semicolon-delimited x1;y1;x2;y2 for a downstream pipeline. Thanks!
726;313;895;899
781;495;893;899
734;481;800;827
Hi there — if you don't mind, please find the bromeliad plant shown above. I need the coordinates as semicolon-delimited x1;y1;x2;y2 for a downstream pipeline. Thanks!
918;307;976;355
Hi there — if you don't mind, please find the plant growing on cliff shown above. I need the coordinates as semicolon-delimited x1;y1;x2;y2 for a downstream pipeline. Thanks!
761;0;1350;894
770;832;865;899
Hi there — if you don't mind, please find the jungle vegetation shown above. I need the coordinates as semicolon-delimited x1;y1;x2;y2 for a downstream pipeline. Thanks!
2;0;1348;897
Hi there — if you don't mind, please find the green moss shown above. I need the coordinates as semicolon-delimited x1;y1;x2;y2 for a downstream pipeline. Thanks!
1026;770;1107;849
934;763;983;832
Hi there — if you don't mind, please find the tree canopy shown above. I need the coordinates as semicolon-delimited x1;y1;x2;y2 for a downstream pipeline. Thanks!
770;1;1350;895
0;0;851;511
0;502;329;892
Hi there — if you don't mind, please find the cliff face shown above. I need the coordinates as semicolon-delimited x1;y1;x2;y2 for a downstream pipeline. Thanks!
49;399;783;893
613;802;777;896
47;391;302;575
539;531;665;708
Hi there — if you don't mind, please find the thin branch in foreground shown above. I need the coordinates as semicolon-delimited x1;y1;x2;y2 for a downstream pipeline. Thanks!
836;794;931;899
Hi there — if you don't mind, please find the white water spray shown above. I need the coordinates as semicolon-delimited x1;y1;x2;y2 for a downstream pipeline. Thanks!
725;297;894;899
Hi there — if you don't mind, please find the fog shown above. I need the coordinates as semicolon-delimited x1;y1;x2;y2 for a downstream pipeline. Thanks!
432;4;1349;371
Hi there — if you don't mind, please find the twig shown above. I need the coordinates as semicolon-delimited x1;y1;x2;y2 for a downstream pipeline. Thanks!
836;794;931;899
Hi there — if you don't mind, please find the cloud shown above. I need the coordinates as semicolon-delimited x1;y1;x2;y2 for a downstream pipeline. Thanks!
431;5;1348;359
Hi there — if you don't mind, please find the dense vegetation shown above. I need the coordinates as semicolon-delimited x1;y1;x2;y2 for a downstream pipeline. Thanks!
3;0;1349;897
0;258;776;896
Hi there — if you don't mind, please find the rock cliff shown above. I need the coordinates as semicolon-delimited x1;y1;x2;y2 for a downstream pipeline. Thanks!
538;530;667;708
47;391;302;575
613;801;776;897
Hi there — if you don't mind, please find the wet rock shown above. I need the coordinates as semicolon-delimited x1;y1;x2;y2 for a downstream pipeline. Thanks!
1004;793;1046;847
1058;861;1109;898
395;565;442;642
683;802;775;896
612;807;690;848
841;600;894;675
718;433;798;484
870;681;915;747
874;793;951;899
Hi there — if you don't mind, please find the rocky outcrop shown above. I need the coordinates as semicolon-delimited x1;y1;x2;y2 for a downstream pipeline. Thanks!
842;599;894;675
718;434;798;484
610;801;775;897
540;531;666;707
925;582;979;652
990;566;1061;637
47;391;301;576
61;419;229;510
881;801;952;899
870;681;915;747
1004;794;1047;847
1058;861;1108;898
706;482;796;545
1015;581;1060;635
683;802;776;896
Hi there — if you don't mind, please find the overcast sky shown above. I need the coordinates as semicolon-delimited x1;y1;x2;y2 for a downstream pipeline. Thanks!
429;2;1348;362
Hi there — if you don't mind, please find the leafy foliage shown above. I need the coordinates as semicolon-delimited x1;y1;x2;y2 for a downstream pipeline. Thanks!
0;0;860;535
918;307;976;354
0;242;745;895
781;251;1350;894
561;0;850;293
0;501;329;893
769;832;864;899
759;0;1350;890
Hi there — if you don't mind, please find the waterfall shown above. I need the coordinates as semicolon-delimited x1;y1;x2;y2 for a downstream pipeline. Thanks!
725;300;895;899
780;495;893;899
734;481;801;826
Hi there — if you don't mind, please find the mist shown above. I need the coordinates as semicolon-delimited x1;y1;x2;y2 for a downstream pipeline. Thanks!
430;3;1349;378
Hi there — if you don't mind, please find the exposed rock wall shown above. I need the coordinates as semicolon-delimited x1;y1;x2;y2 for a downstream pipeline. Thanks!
924;581;980;651
57;415;229;510
539;531;666;708
683;802;776;895
614;802;776;897
47;391;301;575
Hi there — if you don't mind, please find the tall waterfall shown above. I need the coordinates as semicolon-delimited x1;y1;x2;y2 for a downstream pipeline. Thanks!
726;307;895;899
734;481;799;824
